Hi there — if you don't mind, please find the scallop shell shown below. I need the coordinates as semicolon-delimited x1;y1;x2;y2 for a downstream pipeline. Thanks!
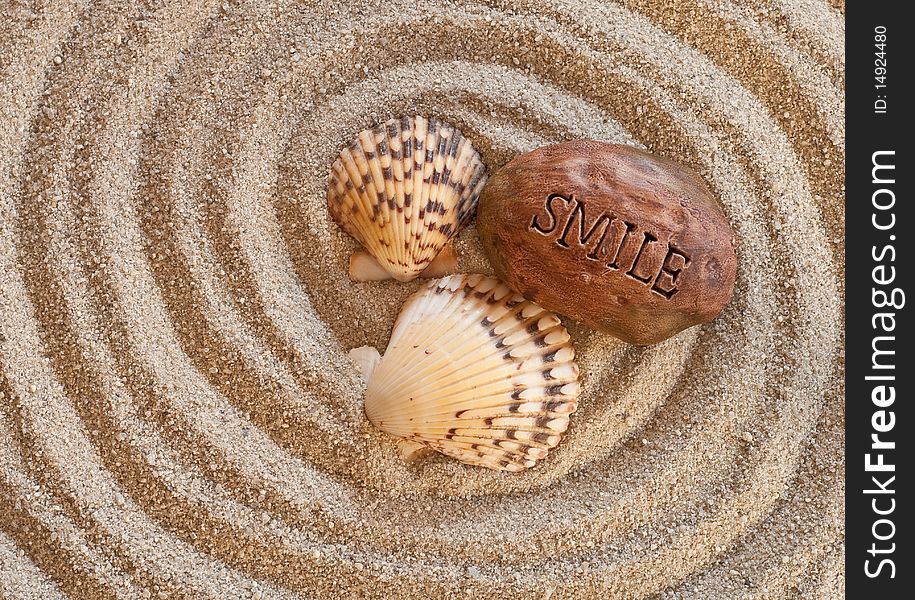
360;274;581;471
328;116;487;282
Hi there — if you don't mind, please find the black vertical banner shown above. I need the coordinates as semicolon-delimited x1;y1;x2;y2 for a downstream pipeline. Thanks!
846;2;911;597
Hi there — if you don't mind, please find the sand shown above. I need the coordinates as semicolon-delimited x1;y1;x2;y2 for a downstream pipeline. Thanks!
0;0;844;598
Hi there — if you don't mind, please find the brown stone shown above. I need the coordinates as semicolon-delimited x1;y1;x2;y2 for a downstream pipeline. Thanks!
476;141;737;345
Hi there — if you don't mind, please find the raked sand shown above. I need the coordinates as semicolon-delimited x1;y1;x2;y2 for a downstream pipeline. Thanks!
0;1;844;598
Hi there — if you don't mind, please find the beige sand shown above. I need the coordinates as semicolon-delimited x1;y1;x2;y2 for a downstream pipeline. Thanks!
0;0;844;598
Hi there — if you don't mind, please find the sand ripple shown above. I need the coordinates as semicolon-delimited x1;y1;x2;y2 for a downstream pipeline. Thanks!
0;0;844;597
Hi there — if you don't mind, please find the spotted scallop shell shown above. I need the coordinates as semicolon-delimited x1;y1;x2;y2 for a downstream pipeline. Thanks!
328;116;487;282
354;274;581;471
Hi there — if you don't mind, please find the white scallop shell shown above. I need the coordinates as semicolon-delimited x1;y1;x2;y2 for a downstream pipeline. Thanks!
361;274;581;471
328;116;487;282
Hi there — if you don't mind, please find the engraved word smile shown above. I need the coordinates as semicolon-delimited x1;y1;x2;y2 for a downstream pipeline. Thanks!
529;193;690;299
